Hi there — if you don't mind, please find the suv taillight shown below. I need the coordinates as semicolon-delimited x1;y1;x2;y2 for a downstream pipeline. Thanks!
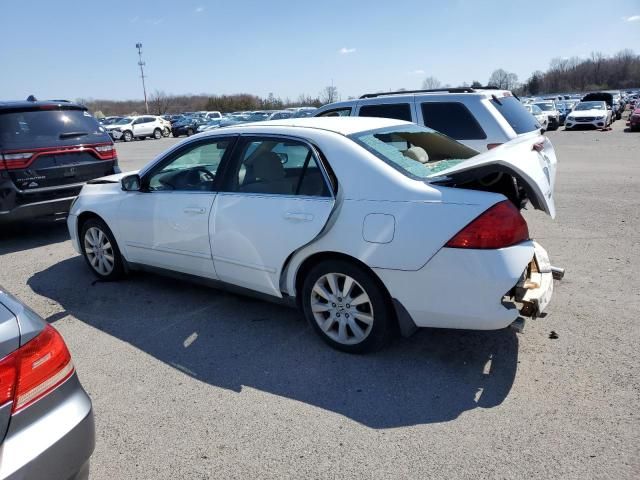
0;325;74;414
445;200;529;249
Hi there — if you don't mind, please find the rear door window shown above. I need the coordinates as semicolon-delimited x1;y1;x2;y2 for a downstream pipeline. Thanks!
420;102;486;140
490;96;540;134
358;103;412;122
0;108;108;150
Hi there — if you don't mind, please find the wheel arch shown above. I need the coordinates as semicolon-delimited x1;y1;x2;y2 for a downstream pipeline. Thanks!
290;251;390;306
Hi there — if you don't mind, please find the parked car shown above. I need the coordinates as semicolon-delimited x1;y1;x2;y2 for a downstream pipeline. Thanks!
196;118;224;132
99;116;123;126
581;92;615;122
265;110;294;120
199;111;223;120
0;287;94;479
68;117;557;353
565;101;612;130
0;98;119;223
533;101;560;130
525;104;549;131
627;107;640;131
103;115;166;141
171;117;202;137
313;88;543;151
604;90;624;119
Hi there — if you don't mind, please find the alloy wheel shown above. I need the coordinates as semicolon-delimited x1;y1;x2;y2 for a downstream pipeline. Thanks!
83;227;115;276
310;272;374;345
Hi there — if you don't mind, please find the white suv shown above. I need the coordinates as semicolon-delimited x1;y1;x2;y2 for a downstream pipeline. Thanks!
313;88;543;151
104;115;167;142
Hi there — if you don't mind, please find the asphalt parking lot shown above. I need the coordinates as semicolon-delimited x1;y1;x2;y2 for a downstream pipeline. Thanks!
1;121;638;479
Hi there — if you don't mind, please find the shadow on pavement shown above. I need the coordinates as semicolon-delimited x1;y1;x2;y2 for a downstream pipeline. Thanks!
29;256;519;429
0;217;70;255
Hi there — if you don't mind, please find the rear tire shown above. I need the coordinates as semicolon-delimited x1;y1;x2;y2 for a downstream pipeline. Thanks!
301;259;393;354
187;128;194;136
80;218;125;281
153;128;162;139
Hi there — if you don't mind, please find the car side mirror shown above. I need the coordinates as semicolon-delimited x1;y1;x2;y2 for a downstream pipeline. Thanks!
121;174;141;192
607;105;612;110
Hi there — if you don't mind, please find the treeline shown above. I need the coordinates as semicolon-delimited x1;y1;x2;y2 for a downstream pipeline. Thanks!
80;91;324;117
519;49;640;95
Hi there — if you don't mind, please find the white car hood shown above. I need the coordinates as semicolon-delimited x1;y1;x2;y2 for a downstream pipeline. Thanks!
427;134;557;218
569;109;606;117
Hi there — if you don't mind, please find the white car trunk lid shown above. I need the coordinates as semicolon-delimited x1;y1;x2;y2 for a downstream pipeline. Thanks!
428;134;557;218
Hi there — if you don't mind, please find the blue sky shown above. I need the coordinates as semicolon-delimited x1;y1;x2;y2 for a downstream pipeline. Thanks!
1;0;639;102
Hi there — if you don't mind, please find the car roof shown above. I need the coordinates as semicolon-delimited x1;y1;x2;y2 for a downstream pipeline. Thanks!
217;116;411;136
0;100;86;114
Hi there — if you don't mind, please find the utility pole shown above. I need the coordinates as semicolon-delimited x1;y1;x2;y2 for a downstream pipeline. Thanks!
135;43;149;114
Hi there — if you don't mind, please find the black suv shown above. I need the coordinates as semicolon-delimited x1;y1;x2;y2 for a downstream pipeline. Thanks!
0;99;119;223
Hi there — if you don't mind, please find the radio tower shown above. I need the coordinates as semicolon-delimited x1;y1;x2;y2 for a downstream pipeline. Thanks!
135;43;149;113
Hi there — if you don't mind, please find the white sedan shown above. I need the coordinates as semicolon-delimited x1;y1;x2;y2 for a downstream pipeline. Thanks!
565;101;612;130
68;117;558;353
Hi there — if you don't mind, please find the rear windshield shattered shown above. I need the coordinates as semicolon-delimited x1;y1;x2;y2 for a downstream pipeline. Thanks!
0;108;107;150
349;124;477;180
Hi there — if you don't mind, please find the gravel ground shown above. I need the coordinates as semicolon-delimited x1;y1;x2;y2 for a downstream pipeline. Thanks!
1;120;638;479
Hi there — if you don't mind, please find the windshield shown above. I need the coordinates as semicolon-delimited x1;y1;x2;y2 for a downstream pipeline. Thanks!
349;124;477;180
575;102;605;111
114;117;132;125
0;108;107;150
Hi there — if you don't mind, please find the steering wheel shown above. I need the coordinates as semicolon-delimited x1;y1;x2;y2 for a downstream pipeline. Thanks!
185;166;215;188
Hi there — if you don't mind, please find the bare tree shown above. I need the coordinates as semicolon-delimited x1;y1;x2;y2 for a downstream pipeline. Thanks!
421;76;441;89
320;85;339;104
149;90;172;115
488;69;519;90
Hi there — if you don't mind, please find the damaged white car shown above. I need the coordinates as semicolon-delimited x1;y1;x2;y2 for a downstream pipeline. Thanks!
67;117;561;353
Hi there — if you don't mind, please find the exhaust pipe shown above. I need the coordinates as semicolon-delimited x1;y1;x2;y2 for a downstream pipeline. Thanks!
551;266;565;280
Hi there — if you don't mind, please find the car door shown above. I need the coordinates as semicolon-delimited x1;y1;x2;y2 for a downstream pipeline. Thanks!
117;136;236;278
210;135;336;296
131;118;144;137
142;116;155;136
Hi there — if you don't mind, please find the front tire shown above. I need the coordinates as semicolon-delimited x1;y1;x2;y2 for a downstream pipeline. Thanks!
301;260;393;353
163;127;171;137
153;128;162;139
187;128;194;136
122;130;133;142
80;218;125;281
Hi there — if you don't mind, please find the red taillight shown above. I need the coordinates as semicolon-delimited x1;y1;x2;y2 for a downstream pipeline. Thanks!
94;143;117;160
1;143;116;169
0;325;74;414
445;200;529;249
0;353;18;406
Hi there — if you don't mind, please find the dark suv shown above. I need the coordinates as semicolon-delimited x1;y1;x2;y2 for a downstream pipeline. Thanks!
0;99;119;223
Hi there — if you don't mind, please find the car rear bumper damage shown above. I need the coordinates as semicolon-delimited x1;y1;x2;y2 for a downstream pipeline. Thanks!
375;240;559;332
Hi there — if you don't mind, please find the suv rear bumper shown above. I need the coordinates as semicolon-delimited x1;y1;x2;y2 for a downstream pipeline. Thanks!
0;166;119;223
0;195;76;223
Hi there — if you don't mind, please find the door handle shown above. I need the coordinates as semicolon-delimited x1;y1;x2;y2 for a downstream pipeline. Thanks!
284;212;313;222
184;207;206;214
